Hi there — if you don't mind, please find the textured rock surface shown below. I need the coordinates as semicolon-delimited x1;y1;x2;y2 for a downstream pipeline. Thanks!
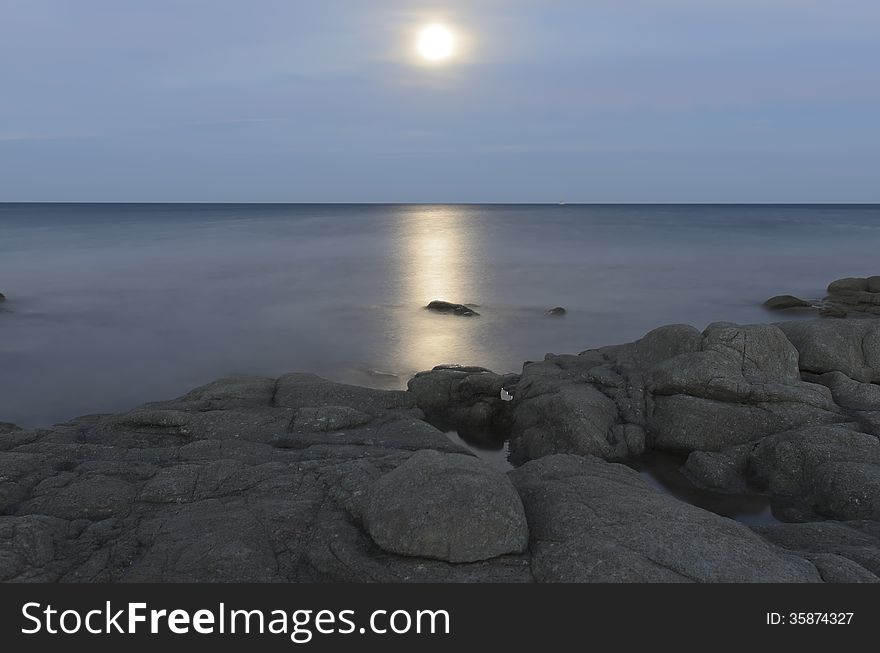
764;275;880;318
3;316;880;583
510;455;821;582
777;319;880;383
407;365;519;430
505;321;848;461
753;521;880;582
0;374;537;582
687;425;880;522
363;450;528;562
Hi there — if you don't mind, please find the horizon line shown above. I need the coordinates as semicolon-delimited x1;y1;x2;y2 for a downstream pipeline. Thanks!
2;201;880;206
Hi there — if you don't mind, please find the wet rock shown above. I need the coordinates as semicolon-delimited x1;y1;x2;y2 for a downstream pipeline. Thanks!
425;300;479;317
363;450;528;563
510;454;820;582
763;295;813;310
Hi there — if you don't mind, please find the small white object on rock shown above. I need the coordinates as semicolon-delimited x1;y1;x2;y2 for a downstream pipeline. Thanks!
500;388;514;401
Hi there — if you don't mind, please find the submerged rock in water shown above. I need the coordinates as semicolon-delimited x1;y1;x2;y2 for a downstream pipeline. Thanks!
425;300;480;317
545;307;567;316
763;295;813;311
0;291;5;301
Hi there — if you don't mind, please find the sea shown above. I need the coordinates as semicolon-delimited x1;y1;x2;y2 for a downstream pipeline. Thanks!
2;203;879;432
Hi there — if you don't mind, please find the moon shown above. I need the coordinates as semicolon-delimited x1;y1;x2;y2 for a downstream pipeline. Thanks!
417;24;456;62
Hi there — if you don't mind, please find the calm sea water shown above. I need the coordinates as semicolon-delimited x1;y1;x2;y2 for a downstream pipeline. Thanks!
2;203;879;428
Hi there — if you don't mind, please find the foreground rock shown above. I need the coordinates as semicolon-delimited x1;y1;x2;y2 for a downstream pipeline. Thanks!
425;300;479;317
3;316;880;582
686;425;880;521
364;450;528;562
0;374;534;582
504;321;847;462
406;318;880;532
510;455;821;582
753;521;880;582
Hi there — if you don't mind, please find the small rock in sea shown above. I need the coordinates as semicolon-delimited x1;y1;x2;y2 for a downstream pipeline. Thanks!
545;306;567;316
0;291;6;301
425;300;480;317
762;295;813;310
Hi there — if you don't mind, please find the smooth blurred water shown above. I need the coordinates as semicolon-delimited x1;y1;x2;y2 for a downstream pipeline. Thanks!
2;203;879;428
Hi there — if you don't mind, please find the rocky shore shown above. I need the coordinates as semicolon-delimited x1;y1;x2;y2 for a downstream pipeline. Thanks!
2;314;880;582
764;275;880;318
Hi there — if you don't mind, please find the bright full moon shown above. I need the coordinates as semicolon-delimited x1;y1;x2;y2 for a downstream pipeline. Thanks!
417;24;456;62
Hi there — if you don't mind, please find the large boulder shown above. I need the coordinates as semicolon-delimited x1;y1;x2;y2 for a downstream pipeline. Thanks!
363;450;528;563
504;325;703;462
646;322;841;451
507;321;844;462
509;455;820;582
686;424;880;521
777;319;880;383
407;365;519;430
509;361;634;462
823;276;880;316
